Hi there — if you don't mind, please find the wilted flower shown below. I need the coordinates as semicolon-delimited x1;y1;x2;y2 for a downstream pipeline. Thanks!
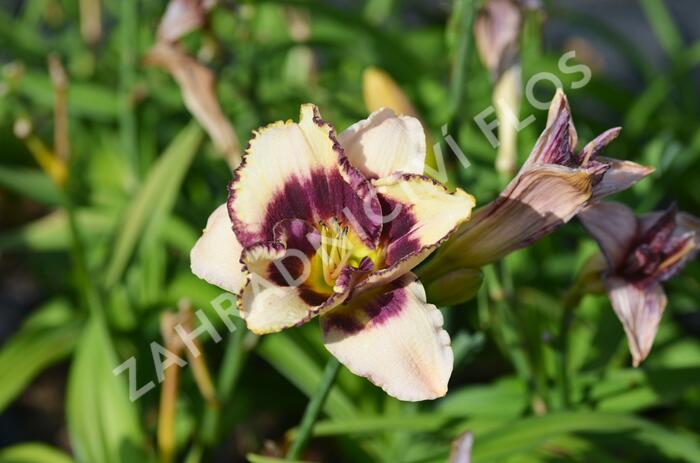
191;104;475;400
148;0;241;168
474;0;523;81
421;90;653;284
157;0;217;43
145;42;242;168
579;201;700;366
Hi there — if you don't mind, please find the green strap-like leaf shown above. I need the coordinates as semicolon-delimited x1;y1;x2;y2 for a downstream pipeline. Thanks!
0;443;75;463
104;122;203;286
0;166;61;206
472;411;700;463
0;300;81;413
66;318;153;463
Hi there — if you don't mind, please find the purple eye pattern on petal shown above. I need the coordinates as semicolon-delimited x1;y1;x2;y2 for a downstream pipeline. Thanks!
321;274;453;401
228;104;382;250
358;174;475;291
580;201;700;366
191;103;475;401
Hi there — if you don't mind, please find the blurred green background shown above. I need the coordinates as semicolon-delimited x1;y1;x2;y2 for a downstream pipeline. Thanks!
1;0;700;462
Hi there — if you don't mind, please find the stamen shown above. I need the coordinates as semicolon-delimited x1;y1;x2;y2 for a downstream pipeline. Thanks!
318;219;353;287
658;239;695;272
319;224;332;286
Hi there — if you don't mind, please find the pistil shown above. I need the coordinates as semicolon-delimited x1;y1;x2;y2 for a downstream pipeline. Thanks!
319;218;352;287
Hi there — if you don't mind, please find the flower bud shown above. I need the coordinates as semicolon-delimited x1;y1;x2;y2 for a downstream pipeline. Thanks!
425;268;484;306
362;66;450;185
362;67;417;117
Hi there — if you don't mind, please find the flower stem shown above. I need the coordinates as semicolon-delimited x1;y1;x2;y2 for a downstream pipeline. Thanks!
119;0;139;178
286;357;341;460
557;286;582;409
446;0;477;121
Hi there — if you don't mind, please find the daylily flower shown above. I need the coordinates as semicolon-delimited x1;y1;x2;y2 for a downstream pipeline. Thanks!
191;104;475;400
579;201;700;366
420;89;653;286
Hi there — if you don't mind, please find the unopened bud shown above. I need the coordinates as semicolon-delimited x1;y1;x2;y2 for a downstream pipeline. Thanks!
362;67;417;117
425;268;484;306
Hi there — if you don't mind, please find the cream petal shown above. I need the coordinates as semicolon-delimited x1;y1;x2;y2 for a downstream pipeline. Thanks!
339;108;426;179
229;104;381;249
321;275;453;401
358;174;474;290
190;203;245;294
579;201;638;270
606;277;667;367
239;276;347;335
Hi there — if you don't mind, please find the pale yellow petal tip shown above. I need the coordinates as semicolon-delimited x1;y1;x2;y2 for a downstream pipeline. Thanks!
245;321;285;335
299;102;319;121
454;188;476;222
458;189;477;209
